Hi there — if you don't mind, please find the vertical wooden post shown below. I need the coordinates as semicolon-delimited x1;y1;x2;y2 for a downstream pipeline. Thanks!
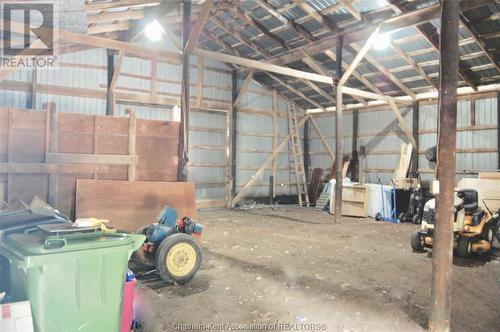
497;92;500;169
44;102;58;207
272;91;278;198
27;67;37;109
151;59;158;104
229;69;238;206
93;115;99;180
430;1;460;331
128;110;137;181
106;49;115;116
470;96;476;127
412;101;419;174
334;35;343;224
351;109;359;182
177;0;192;182
6;109;13;203
303;120;310;186
196;57;204;108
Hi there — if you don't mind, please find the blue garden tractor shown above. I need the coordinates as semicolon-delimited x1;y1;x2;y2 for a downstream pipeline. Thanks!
133;206;203;284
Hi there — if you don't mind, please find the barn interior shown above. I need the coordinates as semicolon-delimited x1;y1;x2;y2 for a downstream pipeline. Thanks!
0;1;499;331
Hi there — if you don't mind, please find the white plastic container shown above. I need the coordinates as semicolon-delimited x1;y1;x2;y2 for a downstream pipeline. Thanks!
364;183;392;218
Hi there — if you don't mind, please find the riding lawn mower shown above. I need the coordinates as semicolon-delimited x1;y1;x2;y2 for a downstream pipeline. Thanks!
133;206;203;284
411;189;500;257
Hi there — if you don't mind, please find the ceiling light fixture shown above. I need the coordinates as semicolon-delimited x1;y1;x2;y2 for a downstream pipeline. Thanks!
372;32;391;50
144;19;164;41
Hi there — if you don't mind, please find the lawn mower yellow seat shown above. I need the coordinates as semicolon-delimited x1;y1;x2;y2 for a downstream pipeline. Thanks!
457;189;478;212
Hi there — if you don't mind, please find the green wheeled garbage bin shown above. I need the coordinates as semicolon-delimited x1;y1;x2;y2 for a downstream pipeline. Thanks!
0;223;145;332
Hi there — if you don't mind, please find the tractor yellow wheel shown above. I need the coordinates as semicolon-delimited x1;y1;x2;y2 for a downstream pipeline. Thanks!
156;233;202;284
166;243;197;277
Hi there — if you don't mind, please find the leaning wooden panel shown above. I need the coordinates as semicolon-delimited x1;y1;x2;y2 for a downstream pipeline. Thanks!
135;119;179;181
478;172;500;180
76;179;197;231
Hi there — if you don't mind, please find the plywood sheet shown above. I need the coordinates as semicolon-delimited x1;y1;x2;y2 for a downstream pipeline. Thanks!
329;183;368;217
478;172;500;180
457;178;500;212
0;108;180;218
76;179;197;231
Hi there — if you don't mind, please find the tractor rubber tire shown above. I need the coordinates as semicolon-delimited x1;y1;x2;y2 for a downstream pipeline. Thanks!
375;212;383;221
411;232;425;252
156;233;202;285
456;237;472;258
412;214;421;224
482;223;495;244
133;226;156;268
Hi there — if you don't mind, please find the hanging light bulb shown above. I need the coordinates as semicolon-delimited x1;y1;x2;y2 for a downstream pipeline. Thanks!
144;20;164;41
372;32;391;50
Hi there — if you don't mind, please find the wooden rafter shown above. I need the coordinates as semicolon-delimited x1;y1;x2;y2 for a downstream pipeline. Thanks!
266;0;491;67
194;49;413;106
202;26;320;109
254;0;366;105
459;13;500;74
220;8;346;108
234;8;289;51
85;0;160;12
88;22;130;35
296;0;417;98
87;9;145;24
390;43;438;90
388;0;478;90
185;0;214;53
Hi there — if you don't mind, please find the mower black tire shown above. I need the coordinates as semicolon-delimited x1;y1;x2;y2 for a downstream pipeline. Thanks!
133;226;156;267
482;223;495;244
398;212;406;223
411;232;425;252
456;237;471;258
412;214;421;224
156;233;202;285
375;212;383;221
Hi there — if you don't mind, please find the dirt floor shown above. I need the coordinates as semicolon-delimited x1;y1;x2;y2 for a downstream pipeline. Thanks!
133;207;500;332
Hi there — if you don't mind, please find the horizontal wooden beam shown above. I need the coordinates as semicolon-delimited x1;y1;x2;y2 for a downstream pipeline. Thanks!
194;49;412;103
5;20;181;64
46;153;138;165
86;0;160;12
87;9;145;24
0;163;115;174
88;22;130;35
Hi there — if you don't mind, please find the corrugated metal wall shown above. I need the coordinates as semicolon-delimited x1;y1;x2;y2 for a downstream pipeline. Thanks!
419;97;498;182
308;112;352;179
236;79;296;199
359;106;413;184
308;94;498;185
0;44;298;206
1;44;497;204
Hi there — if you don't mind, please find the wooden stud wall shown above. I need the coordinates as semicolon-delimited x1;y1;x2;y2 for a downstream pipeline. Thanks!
0;106;179;218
